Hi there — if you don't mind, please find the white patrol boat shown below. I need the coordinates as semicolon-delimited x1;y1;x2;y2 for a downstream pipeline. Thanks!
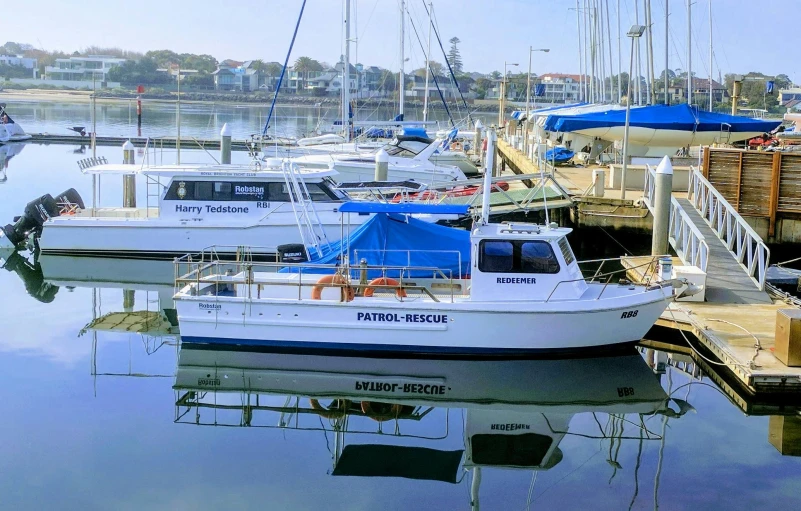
13;159;365;260
173;198;677;355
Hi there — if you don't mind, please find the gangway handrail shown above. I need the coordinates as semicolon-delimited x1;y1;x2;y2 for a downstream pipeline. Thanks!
643;166;710;273
687;166;769;290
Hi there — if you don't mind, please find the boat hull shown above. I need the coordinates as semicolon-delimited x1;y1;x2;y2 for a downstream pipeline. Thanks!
176;291;669;356
37;213;355;260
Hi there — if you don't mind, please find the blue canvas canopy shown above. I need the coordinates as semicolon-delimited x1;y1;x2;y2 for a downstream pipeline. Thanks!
284;213;471;278
548;104;782;134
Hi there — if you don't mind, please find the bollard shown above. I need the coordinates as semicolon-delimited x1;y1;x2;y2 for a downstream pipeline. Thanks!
473;119;484;159
592;168;605;198
220;123;232;164
374;148;389;181
651;156;674;256
122;140;136;208
122;289;135;312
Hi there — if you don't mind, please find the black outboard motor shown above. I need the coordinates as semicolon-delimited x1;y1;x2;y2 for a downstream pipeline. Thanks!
1;194;59;247
0;188;84;248
0;251;58;303
277;243;308;263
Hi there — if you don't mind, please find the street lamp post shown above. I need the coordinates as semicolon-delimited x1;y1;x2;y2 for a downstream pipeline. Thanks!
525;47;550;157
621;25;646;200
499;61;519;127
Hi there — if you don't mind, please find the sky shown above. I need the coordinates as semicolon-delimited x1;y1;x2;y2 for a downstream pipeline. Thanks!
3;0;798;83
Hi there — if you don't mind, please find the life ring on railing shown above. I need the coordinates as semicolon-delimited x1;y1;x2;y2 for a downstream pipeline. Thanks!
311;274;355;302
363;277;407;298
310;399;353;419
360;401;416;422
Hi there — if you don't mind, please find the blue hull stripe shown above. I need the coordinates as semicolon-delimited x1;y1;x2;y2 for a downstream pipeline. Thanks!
180;336;638;357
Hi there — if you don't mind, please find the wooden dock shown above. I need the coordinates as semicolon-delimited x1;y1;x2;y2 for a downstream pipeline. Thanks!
624;255;801;394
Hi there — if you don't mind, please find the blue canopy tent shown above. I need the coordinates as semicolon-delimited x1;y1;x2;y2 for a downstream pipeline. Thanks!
548;104;782;134
283;202;471;278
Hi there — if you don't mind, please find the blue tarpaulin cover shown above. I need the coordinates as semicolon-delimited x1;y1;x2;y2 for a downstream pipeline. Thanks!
284;213;471;278
544;147;575;163
546;104;782;133
400;127;429;138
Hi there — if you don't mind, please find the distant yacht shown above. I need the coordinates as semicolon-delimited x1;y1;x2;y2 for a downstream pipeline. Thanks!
0;104;32;144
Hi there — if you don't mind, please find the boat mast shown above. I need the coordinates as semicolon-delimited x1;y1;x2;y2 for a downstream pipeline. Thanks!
635;0;642;105
646;0;656;105
576;0;584;102
708;0;713;111
617;0;622;103
343;0;351;142
687;0;692;107
583;0;591;102
605;0;614;103
176;63;181;164
423;1;432;121
664;0;669;104
399;0;405;118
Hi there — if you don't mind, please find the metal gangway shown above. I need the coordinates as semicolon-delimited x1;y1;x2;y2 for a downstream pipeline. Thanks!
643;165;771;304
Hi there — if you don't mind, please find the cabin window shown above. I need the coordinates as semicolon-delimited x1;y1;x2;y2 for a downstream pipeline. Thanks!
479;240;560;274
471;434;554;467
194;182;213;200
479;241;514;272
213;182;232;201
267;182;292;202
557;237;575;266
520;242;560;273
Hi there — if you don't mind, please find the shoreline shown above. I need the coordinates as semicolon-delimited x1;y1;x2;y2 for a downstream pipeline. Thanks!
0;88;505;112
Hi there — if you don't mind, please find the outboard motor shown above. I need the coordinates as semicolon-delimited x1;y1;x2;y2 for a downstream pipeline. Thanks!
0;188;84;249
277;243;308;263
1;194;59;248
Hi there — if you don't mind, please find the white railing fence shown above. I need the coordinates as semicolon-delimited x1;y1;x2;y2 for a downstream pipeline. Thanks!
643;166;710;273
687;167;769;290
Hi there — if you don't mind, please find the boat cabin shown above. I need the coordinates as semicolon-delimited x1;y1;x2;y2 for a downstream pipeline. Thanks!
469;222;587;301
78;161;348;220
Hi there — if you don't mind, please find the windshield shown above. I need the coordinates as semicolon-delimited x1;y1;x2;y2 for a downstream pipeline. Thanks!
383;140;428;158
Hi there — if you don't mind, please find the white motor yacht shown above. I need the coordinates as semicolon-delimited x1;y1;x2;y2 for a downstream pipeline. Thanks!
0;159;367;260
0;104;31;143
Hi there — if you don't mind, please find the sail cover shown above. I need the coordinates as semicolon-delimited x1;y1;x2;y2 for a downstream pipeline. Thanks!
547;104;781;134
289;213;471;278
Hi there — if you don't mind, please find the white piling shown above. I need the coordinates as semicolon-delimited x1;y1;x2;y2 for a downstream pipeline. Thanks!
473;119;484;159
374;148;389;181
481;129;497;225
651;156;673;256
220;123;232;164
122;140;136;208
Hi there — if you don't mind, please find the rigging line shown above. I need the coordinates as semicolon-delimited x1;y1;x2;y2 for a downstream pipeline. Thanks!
597;224;633;255
422;0;474;125
261;0;308;140
524;471;539;511
406;8;455;127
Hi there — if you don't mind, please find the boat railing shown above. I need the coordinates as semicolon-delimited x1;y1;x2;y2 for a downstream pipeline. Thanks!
688;166;769;289
175;257;459;303
545;255;667;302
353;249;464;279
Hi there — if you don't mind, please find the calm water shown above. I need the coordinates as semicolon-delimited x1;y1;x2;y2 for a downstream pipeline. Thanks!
4;98;491;141
2;109;801;510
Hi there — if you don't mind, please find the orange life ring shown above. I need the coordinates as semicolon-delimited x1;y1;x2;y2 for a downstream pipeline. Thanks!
360;401;416;422
363;277;407;298
311;274;354;302
310;399;353;419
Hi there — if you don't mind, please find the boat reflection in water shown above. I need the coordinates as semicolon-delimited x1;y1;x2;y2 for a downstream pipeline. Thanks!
174;346;692;507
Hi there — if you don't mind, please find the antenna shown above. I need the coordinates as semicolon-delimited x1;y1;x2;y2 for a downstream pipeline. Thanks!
480;129;496;225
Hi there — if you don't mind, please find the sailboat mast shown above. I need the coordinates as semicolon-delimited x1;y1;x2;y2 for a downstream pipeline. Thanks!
635;0;642;105
343;0;351;142
665;0;669;104
646;0;656;104
423;1;432;121
708;0;713;111
399;0;406;117
617;0;622;103
606;0;614;103
687;0;692;106
577;0;584;102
